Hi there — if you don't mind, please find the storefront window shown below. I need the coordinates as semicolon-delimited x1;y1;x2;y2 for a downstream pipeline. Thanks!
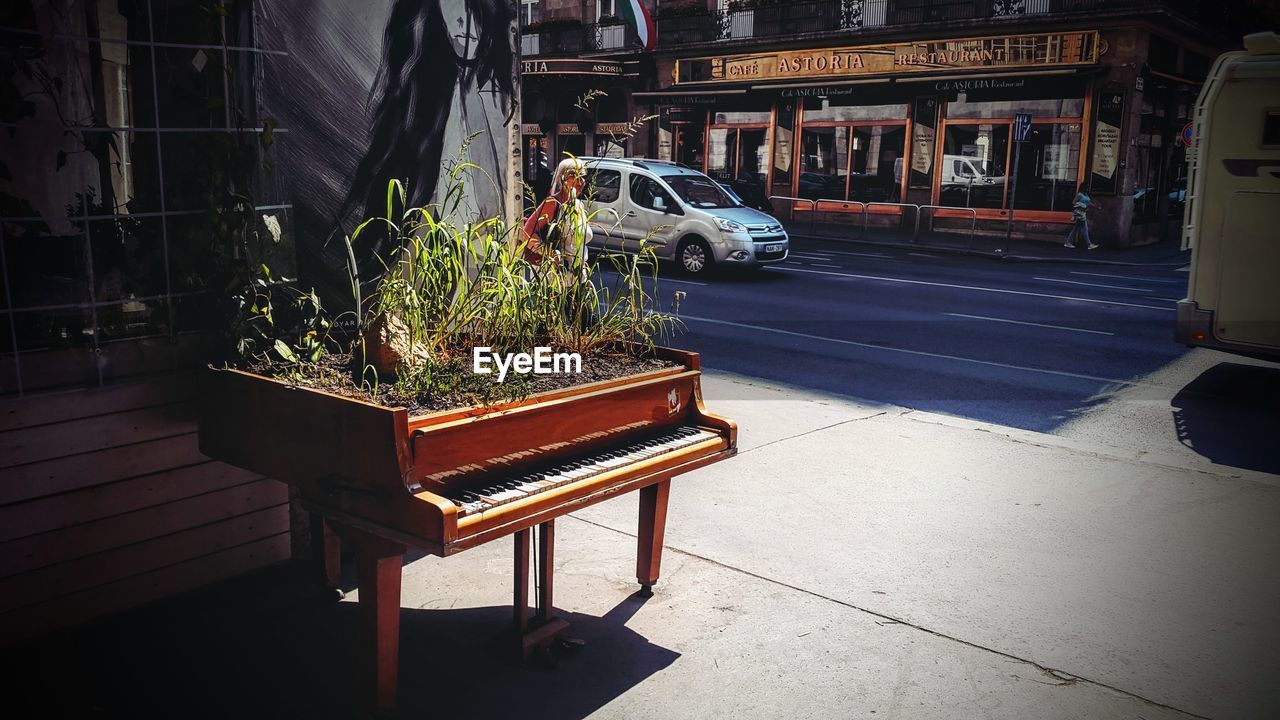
594;136;626;159
799;126;849;200
674;124;705;169
850;125;905;202
713;111;770;125
708;128;736;179
940;124;1009;209
772;100;796;194
803;102;908;123
737;128;770;185
708;121;771;195
1012;123;1082;212
946;96;1085;120
557;133;586;159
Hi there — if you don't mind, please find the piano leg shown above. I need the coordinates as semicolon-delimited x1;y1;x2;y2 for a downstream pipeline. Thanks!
514;523;570;661
636;479;671;597
514;528;530;637
310;513;343;595
351;529;406;717
537;520;554;622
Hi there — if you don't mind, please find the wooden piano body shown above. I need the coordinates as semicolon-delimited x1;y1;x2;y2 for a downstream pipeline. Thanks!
198;346;735;714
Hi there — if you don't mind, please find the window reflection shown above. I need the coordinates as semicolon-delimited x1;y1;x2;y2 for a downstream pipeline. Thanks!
799;126;849;200
946;96;1085;120
850;125;905;202
1012;123;1082;212
940;124;1009;209
802;102;908;123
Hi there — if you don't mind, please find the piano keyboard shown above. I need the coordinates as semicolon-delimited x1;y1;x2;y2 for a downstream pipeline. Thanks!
440;425;721;516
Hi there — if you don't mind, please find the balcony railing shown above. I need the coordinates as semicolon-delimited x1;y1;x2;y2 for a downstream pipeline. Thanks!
587;20;638;51
652;0;1221;48
521;20;641;55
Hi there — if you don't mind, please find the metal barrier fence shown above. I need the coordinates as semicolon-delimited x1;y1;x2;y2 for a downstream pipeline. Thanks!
860;202;918;242
918;205;978;248
769;196;981;247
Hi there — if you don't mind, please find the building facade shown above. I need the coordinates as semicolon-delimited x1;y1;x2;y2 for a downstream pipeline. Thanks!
520;0;1272;246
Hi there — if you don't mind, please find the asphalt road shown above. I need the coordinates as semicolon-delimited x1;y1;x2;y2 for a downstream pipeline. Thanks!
602;237;1280;475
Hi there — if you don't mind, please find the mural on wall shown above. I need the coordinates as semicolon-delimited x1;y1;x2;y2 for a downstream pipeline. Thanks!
257;0;518;304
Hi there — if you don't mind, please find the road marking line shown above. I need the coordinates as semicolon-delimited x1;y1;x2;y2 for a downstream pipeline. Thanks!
766;266;1175;312
1070;271;1182;284
909;252;941;258
812;263;842;269
682;314;1148;387
1034;277;1151;292
789;252;832;259
786;261;804;265
945;313;1114;336
811;249;894;259
655;277;707;286
1146;296;1183;302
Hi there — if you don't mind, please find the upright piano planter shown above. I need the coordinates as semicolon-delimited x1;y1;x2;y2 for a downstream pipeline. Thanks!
197;344;736;715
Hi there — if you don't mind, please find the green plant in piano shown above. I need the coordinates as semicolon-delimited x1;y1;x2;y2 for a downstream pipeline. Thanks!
229;128;682;411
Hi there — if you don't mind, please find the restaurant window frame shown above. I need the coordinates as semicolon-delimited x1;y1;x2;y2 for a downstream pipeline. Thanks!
796;102;909;203
935;85;1092;220
706;109;775;191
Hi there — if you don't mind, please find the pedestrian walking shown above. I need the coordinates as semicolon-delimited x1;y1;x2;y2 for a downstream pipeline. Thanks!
1064;185;1099;250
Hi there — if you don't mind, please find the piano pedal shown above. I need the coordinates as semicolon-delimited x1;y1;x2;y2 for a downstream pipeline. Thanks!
518;617;572;665
555;636;586;652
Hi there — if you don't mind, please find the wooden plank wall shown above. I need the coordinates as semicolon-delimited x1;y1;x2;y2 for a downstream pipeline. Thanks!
0;371;292;644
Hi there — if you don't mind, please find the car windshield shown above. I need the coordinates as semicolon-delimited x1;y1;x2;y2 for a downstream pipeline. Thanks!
661;175;739;208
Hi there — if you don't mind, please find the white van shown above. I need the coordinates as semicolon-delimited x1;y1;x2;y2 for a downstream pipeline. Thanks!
940;154;1005;186
578;157;789;275
1175;32;1280;360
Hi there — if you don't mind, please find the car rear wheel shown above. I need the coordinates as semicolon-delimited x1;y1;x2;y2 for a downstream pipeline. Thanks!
678;237;713;276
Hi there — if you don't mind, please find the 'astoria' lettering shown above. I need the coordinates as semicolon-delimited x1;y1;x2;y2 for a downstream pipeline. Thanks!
473;347;582;383
776;53;865;74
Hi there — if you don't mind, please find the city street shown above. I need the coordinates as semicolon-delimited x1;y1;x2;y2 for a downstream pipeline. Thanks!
608;237;1279;475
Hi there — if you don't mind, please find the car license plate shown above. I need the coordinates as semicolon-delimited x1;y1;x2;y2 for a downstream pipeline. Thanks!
765;244;782;253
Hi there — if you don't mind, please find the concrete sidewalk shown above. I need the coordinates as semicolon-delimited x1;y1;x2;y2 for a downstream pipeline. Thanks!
14;371;1278;719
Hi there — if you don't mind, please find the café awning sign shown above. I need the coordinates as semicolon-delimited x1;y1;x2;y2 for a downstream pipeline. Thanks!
676;32;1100;84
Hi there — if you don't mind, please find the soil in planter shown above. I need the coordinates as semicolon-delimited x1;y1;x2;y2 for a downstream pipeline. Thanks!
242;351;681;415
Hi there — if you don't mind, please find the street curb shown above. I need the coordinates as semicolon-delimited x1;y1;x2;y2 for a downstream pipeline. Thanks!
789;233;1190;268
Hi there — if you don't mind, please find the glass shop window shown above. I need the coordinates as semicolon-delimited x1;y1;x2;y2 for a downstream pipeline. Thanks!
798;126;849;200
772;100;796;192
850;125;905;202
939;124;1009;210
802;102;908;123
1010;123;1082;212
946;96;1085;120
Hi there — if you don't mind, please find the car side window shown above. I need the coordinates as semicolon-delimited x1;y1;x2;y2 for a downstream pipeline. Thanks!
629;175;676;211
955;159;970;177
585;169;621;203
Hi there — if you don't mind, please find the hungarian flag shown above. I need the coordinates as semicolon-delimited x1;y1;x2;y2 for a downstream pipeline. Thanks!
621;0;655;51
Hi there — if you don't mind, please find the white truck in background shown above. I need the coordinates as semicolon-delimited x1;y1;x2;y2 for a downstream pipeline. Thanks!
1176;32;1280;361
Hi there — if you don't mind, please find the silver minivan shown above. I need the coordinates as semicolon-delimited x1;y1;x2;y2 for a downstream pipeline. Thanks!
579;157;789;275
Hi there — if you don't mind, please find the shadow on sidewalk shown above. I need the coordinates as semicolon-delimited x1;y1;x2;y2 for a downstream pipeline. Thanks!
1172;362;1280;475
6;562;678;719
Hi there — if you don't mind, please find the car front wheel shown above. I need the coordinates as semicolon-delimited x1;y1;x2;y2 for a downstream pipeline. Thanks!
678;237;713;276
